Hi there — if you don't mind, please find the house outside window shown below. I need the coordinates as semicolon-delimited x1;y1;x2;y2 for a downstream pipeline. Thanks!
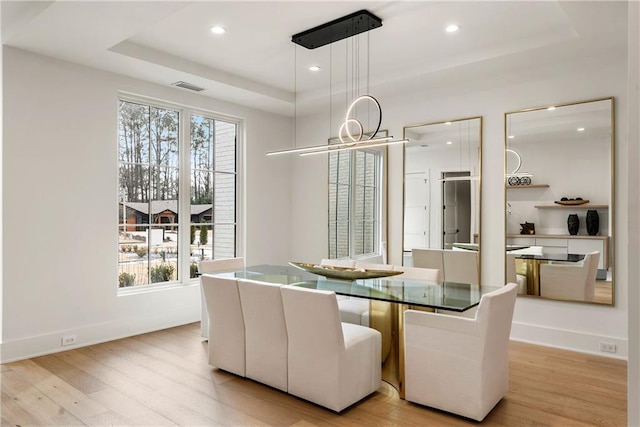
328;147;383;259
118;98;239;289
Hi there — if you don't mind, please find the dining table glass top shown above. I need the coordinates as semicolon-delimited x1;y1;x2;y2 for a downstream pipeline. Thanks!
209;264;501;312
514;253;585;262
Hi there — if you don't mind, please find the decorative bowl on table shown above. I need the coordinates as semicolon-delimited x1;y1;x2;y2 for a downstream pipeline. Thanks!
288;262;402;281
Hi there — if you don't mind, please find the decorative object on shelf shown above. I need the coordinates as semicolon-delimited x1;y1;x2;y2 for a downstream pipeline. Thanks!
586;209;600;235
554;197;589;206
520;222;535;235
567;214;580;235
288;262;402;281
266;10;408;157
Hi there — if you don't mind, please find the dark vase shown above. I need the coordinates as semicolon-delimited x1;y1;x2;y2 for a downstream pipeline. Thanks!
586;209;600;235
567;214;579;235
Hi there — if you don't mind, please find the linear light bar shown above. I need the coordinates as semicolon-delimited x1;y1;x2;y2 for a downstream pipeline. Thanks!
299;139;409;157
266;136;394;156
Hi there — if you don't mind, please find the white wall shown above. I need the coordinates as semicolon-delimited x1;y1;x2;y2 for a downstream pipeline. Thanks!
0;47;293;362
292;53;629;358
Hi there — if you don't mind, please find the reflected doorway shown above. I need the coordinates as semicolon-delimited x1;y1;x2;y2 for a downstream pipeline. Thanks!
442;171;471;249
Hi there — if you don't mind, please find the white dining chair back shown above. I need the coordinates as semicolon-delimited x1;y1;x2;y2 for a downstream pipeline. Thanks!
237;279;288;391
393;265;442;281
200;275;245;377
404;282;518;421
539;251;600;301
280;285;381;412
411;248;445;272
199;257;245;339
443;249;479;285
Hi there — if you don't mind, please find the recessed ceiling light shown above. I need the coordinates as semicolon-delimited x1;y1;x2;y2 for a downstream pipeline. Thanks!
547;106;556;111
508;135;515;139
445;24;460;33
210;26;226;34
309;65;321;72
577;127;585;132
446;141;453;145
444;121;452;125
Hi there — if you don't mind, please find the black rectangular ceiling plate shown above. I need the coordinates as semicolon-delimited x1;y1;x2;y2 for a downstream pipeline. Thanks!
292;10;382;50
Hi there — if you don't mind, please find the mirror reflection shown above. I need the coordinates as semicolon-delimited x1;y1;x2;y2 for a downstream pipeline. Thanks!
402;117;482;282
505;97;614;305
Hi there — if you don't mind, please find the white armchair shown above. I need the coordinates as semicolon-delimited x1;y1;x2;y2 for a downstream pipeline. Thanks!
237;279;288;391
200;275;245;377
403;283;518;421
280;285;381;412
539;251;600;301
198;257;245;339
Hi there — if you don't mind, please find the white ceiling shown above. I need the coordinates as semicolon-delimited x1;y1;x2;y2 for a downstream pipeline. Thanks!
1;1;629;116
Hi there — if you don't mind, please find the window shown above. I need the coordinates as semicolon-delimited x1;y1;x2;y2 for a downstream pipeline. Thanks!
118;99;239;289
328;148;383;259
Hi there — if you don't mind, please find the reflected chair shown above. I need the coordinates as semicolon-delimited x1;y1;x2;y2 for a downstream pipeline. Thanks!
200;275;245;376
443;249;479;285
199;257;245;339
403;283;518;421
411;248;445;272
280;285;381;412
237;279;288;391
506;253;527;295
393;265;442;281
539;251;600;301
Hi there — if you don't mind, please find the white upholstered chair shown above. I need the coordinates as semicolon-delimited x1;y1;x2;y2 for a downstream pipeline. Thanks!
403;282;518;421
280;285;382;412
393;265;442;281
411;248;445;272
199;257;245;339
539;251;600;301
237;279;288;391
443;249;479;285
321;258;370;326
200;274;245;377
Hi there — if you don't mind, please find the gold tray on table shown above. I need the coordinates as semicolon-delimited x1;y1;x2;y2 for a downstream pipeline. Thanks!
289;262;403;281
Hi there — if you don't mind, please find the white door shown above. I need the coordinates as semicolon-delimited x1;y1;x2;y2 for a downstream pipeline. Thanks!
442;172;471;249
404;172;429;250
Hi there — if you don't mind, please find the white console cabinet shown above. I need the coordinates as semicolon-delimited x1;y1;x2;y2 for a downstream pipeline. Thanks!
507;234;609;270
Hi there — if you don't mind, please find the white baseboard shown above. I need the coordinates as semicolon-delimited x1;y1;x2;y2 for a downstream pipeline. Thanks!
0;306;201;364
510;321;628;360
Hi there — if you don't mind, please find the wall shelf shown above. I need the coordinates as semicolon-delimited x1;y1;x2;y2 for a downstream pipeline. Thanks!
506;184;549;189
534;204;608;209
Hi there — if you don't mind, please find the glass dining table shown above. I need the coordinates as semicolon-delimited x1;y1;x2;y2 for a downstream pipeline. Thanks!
209;264;501;398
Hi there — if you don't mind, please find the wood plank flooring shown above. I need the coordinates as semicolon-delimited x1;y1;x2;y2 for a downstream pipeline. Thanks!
1;323;627;426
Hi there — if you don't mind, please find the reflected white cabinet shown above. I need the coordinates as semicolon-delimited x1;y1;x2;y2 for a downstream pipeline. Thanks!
507;234;609;270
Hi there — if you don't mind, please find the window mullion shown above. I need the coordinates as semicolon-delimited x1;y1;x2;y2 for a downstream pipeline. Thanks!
178;109;191;283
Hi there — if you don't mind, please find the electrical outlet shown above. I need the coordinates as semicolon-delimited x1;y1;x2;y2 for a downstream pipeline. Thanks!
599;342;617;353
61;335;77;346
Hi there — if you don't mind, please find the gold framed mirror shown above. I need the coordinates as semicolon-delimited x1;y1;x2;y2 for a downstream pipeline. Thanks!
402;117;482;280
504;97;614;305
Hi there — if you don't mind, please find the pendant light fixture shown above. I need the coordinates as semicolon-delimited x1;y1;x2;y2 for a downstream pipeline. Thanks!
266;10;408;157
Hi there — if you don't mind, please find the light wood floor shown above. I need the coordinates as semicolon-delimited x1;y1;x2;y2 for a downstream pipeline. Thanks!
1;323;627;426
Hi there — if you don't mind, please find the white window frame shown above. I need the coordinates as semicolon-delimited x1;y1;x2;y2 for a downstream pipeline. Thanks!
117;94;244;293
328;142;386;260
